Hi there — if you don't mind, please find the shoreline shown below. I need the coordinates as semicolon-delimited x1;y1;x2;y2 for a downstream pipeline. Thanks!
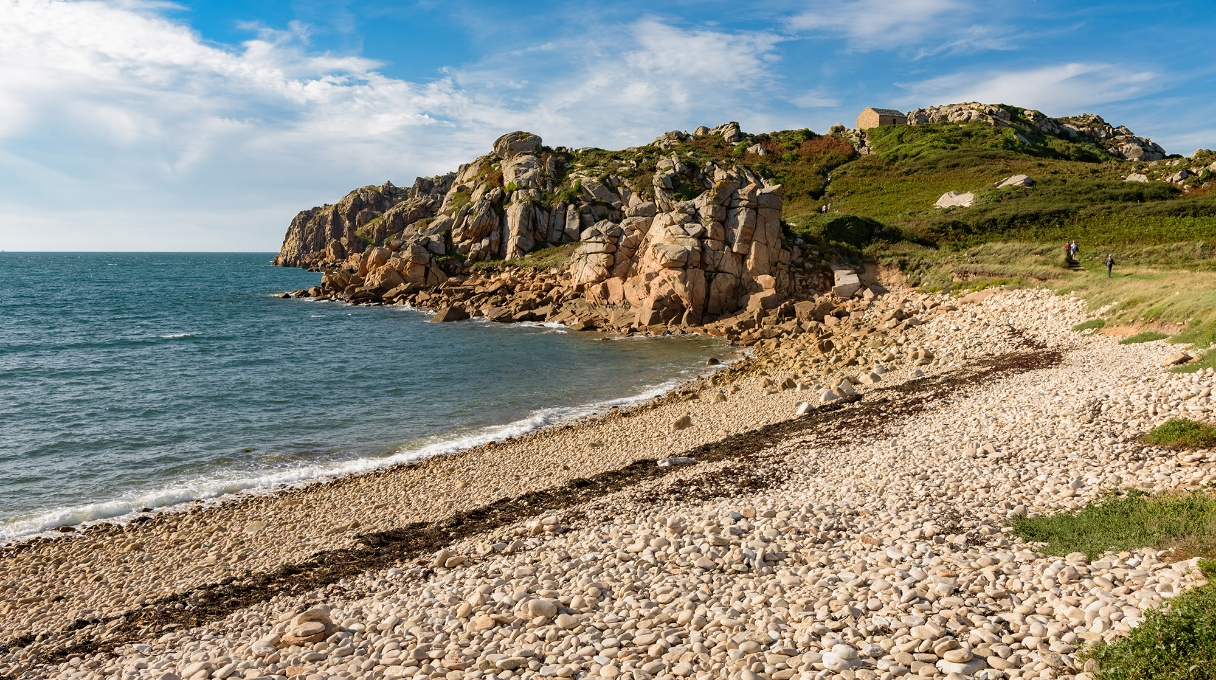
5;287;1216;680
0;328;741;546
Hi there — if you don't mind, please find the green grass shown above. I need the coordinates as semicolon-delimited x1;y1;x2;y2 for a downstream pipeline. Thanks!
1009;490;1216;561
470;242;577;272
1081;560;1216;680
1173;318;1216;350
1011;490;1216;678
1073;319;1107;332
1120;332;1170;345
1145;419;1216;449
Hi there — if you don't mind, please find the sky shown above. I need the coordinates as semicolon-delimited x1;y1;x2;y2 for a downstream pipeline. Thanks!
1;1;1214;251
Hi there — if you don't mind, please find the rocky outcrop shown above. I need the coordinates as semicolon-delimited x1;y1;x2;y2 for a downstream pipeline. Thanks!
273;175;453;268
907;102;1012;127
567;161;789;326
278;126;829;332
1052;113;1166;161
902;103;1167;162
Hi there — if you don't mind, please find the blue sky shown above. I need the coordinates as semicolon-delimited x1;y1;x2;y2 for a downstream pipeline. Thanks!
1;0;1214;251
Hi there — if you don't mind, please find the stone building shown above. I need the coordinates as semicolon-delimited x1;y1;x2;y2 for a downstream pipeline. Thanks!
856;107;908;130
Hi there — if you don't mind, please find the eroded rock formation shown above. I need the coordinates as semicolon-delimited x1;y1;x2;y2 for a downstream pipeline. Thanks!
276;128;823;330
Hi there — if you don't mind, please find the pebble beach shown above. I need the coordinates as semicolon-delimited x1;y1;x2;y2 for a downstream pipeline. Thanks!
4;288;1216;680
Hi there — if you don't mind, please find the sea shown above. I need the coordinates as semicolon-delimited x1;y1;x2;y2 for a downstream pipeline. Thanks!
0;253;724;540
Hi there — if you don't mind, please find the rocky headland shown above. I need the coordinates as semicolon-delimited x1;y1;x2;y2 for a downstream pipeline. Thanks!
274;125;817;337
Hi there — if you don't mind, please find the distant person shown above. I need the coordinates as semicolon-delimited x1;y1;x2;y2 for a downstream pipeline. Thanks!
1106;254;1115;277
1071;241;1079;259
1065;241;1073;265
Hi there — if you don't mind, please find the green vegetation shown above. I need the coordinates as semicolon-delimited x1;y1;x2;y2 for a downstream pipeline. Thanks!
1073;318;1107;332
1173;318;1216;350
1145;419;1216;449
1010;490;1216;561
470;243;576;273
1120;332;1170;344
1010;489;1216;678
1081;560;1216;680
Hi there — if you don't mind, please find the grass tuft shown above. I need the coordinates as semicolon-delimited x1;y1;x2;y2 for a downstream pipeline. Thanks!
1008;490;1216;561
1145;419;1216;449
1120;331;1169;345
1073;318;1107;332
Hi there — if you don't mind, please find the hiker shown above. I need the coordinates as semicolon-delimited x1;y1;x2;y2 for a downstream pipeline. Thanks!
1106;254;1115;277
1065;241;1073;265
1071;241;1079;259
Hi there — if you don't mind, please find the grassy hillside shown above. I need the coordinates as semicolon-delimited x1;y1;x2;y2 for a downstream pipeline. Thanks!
739;109;1216;346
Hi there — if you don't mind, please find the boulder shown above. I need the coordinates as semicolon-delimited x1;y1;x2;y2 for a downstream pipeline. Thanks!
831;269;861;298
281;610;336;646
671;414;693;431
1163;352;1191;366
935;191;974;209
994;174;1034;188
365;265;405;293
794;299;833;322
431;307;470;323
1124;173;1149;183
493;131;542;160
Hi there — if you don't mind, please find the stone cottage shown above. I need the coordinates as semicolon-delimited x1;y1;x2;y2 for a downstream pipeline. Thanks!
856;107;908;130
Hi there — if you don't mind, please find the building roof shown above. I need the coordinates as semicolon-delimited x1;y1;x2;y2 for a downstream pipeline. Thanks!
867;107;907;117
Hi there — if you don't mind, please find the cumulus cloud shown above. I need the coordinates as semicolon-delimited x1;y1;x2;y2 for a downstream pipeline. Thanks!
788;0;995;51
900;63;1160;115
0;2;787;250
789;90;841;108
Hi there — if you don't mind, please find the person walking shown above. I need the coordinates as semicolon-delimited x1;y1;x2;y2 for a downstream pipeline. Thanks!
1065;241;1073;265
1071;240;1079;259
1106;254;1115;277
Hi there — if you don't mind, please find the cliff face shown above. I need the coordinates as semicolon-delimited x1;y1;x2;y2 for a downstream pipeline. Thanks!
275;125;809;325
272;175;454;268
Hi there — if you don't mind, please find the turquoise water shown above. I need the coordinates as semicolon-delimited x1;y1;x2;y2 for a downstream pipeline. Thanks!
0;253;723;539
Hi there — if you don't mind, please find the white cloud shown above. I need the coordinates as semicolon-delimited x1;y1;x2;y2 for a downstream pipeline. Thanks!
900;63;1160;115
0;2;789;250
789;90;841;108
789;0;981;50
